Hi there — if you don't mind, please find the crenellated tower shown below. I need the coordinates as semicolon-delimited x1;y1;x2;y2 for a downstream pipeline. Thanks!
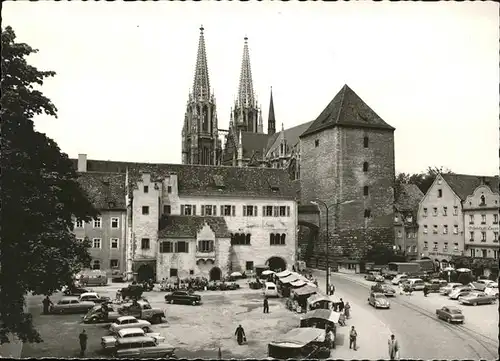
230;37;262;134
182;26;222;165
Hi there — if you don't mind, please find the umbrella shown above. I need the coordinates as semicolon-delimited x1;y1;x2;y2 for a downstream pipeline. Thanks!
443;267;455;272
230;272;242;277
262;270;275;276
456;268;471;273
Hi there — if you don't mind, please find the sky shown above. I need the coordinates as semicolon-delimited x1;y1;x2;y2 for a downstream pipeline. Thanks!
3;1;499;176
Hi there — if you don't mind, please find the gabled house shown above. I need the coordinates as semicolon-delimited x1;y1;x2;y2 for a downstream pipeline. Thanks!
394;184;424;260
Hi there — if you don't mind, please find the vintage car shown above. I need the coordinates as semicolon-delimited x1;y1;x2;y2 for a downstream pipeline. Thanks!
436;306;464;323
50;297;95;314
439;283;463;296
268;327;330;359
391;274;409;285
364;273;385;282
164;290;201;305
79;272;108;287
101;328;165;352
63;285;91;296
458;291;496;306
113;336;176;358
121;284;144;301
448;286;474;300
424;279;448;292
468;282;487;291
484;283;499;298
118;300;166;324
79;292;111;304
109;316;152;333
83;304;121;323
371;283;396;297
368;292;390;309
476;279;496;287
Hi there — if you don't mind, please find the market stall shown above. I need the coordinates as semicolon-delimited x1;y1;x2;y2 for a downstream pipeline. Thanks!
307;294;333;311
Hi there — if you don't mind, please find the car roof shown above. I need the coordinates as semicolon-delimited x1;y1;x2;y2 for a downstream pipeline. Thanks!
265;282;277;286
61;296;79;301
118;328;145;336
116;336;155;344
372;292;385;296
80;292;98;296
117;316;137;322
445;305;460;310
408;278;423;281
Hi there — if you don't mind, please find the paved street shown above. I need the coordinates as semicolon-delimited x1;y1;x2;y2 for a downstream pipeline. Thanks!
311;269;499;359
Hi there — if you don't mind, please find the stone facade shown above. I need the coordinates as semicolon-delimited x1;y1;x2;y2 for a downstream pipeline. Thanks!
462;184;499;261
394;184;424;260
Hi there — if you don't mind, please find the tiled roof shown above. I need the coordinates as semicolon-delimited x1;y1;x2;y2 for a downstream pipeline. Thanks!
266;121;313;157
240;132;270;160
76;172;126;210
395;184;424;211
442;174;499;201
300;84;395;138
71;159;296;199
158;215;230;238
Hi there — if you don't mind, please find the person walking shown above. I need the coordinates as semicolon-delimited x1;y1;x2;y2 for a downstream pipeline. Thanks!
235;324;246;345
349;326;357;350
344;301;351;319
329;284;335;296
263;297;269;313
79;329;88;356
116;289;122;303
388;334;400;360
339;298;345;313
42;296;53;315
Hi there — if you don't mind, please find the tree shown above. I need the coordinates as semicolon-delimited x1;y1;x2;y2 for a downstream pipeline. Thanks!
395;166;453;196
363;245;405;265
0;26;99;344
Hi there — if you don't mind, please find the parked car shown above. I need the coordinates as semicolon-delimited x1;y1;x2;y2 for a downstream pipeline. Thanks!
484;283;499;298
121;284;145;301
424;279;447;293
476;279;496;287
164;290;201;305
391;274;408;285
436;306;464;323
368;292;390;309
63;285;90;296
109;316;152;333
439;283;463;296
407;278;425;291
263;282;279;298
448;286;474;300
80;273;108;287
101;327;165;352
458;292;496;306
370;283;396;297
365;272;385;282
111;269;127;282
79;292;111;304
118;300;166;324
468;282;487;291
50;297;95;314
113;336;176;358
83;304;121;324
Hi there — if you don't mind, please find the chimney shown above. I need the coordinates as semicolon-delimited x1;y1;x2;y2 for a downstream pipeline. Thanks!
78;154;87;172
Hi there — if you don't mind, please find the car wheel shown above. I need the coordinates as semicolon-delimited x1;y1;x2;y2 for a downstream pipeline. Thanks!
192;300;197;306
152;315;161;324
142;327;149;332
169;300;174;304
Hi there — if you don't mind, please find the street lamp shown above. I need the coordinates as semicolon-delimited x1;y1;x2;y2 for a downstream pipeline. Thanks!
311;199;356;294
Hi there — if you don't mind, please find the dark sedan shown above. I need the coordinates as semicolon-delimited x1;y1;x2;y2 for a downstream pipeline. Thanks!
436;306;464;323
164;291;201;305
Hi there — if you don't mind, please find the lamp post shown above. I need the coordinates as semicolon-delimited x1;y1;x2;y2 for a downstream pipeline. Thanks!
311;199;356;294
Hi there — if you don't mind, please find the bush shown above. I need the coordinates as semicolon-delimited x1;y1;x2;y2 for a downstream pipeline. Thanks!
457;272;473;285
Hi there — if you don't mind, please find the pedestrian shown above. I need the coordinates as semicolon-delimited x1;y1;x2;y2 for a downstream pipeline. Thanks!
116;289;122;302
326;325;335;349
263;297;269;313
42;296;53;315
292;265;296;272
349;326;357;350
344;301;351;319
330;284;335;295
235;324;246;345
339;298;345;312
79;329;88;356
388;334;400;360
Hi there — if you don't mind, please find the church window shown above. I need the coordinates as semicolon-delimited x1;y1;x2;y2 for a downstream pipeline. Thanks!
363;136;369;148
202;105;209;132
363;162;369;172
280;144;284;154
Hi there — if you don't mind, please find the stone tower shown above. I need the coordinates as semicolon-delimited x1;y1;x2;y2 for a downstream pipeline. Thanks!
181;26;222;165
299;84;396;261
230;37;262;134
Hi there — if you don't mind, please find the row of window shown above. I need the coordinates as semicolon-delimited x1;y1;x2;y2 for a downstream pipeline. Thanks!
90;259;119;270
394;215;413;223
396;244;418;253
423;241;460;252
468;231;499;242
396;231;417;238
142;185;173;194
314;136;369;148
423;206;459;217
164;261;256;277
422;225;499;242
77;237;120;249
467;214;499;225
74;217;120;229
423;224;459;235
177;205;292;217
469;248;498;259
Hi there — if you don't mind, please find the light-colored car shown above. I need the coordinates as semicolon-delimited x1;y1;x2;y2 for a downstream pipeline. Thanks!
109;316;151;333
263;282;279;298
407;278;425;291
101;327;165;351
476;279;496;287
368;292;390;309
484;284;499;298
458;292;496;306
50;296;95;314
113;336;176;358
439;283;463;295
79;292;110;304
448;286;473;300
436;306;464;323
391;274;408;285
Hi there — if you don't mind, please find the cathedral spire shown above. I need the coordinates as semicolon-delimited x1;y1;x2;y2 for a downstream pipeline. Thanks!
192;25;210;101
267;86;276;135
237;36;255;108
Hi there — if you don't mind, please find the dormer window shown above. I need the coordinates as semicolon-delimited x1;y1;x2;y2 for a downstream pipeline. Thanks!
271;186;279;192
108;201;115;208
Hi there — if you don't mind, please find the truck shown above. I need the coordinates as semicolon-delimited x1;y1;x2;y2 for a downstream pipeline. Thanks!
386;262;421;276
82;300;166;324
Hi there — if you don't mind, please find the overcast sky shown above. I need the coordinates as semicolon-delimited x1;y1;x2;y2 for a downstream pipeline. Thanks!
4;1;499;175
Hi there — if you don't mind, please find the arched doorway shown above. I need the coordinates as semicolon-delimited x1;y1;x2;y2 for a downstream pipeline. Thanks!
267;257;287;272
137;264;155;283
209;267;221;281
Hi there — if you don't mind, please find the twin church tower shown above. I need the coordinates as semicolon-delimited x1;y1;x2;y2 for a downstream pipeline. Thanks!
181;26;276;166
